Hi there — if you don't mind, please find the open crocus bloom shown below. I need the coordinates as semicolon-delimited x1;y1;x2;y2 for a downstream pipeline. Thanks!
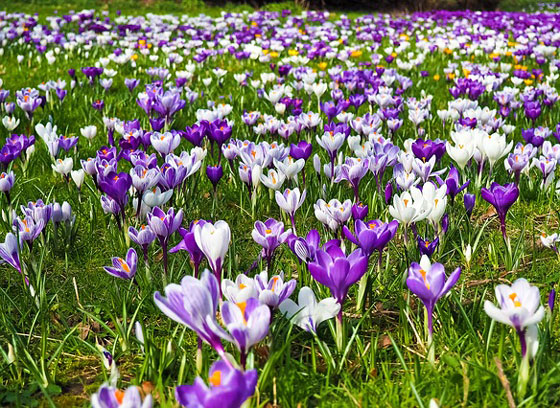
484;278;545;333
103;248;137;279
91;383;152;408
175;359;257;408
406;255;461;334
279;286;340;333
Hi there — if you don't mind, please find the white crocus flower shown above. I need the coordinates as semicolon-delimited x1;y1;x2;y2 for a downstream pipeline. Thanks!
388;186;431;227
80;125;97;140
422;183;448;226
479;132;513;169
52;158;73;177
2;116;19;131
260;169;285;190
279;286;340;333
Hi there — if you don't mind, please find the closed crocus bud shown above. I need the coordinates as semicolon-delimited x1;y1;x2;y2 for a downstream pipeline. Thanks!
251;164;261;188
80;125;97;140
351;202;368;221
464;193;475;218
61;201;72;221
464;243;472;266
384;182;393;204
275;102;286;114
313;154;321;174
549;289;556;313
71;169;85;189
52;202;63;223
441;213;449;234
206;165;223;191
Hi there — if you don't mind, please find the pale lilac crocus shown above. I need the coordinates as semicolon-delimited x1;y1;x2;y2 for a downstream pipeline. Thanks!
91;383;152;408
221;298;270;367
275;187;306;234
251;218;291;271
103;248;137;280
254;270;296;309
154;270;231;359
484;278;545;358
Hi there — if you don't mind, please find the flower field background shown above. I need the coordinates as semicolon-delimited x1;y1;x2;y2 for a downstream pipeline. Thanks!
0;0;560;407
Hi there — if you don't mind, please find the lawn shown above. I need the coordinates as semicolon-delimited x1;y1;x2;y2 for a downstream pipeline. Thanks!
0;1;559;407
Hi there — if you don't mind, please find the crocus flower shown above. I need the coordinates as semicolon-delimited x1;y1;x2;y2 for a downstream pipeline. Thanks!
251;219;291;270
254;270;296;309
221;298;270;365
206;165;223;192
128;225;156;263
103;248;137;280
417;236;439;257
480;182;519;240
175;359;257;408
388;186;431;233
464;193;475;218
154;270;231;358
308;244;368;321
351;202;368;221
484;278;545;357
342;219;399;259
222;274;258;303
279;286;340;333
288;229;321;263
275;188;306;234
406;255;461;361
549;289;556;314
0;232;22;276
91;383;152;408
146;206;183;279
150;131;181;156
194;220;231;287
98;171;132;218
0;171;15;201
170;221;206;277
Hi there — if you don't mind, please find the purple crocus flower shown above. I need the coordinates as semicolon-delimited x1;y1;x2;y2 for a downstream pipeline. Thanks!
342;219;399;259
351;202;368;221
206;165;223;192
417;236;439;257
254;271;296;309
308;244;368;321
406;255;461;337
0;232;22;276
103;248;137;280
98;171;132;219
288;229;321;263
335;157;369;202
0;171;15;202
221;298;270;367
411;138;446;162
14;215;45;248
128;225;156;263
92;99;105;111
251;219;291;270
464;193;475;218
481;182;519;240
154;270;230;359
147;206;183;280
124;78;140;92
91;383;152;408
290;140;312;161
175;359;257;408
439;166;469;203
549;288;556;313
170;221;207;277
